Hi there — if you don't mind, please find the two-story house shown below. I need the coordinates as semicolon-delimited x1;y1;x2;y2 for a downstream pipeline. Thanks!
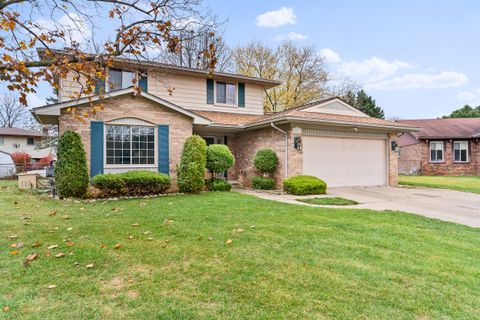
0;127;51;161
32;55;416;189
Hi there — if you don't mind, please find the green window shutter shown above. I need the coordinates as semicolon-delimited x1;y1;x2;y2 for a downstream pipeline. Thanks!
94;79;105;95
238;82;245;107
139;74;148;92
206;79;214;104
158;125;169;174
90;121;104;177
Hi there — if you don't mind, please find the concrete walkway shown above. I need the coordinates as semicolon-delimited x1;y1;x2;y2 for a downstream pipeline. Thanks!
235;186;480;228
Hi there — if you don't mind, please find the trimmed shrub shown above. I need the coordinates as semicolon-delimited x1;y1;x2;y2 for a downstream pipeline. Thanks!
92;170;170;197
252;176;275;190
283;175;327;195
253;149;278;174
206;144;235;174
206;177;232;192
55;130;89;198
177;135;207;193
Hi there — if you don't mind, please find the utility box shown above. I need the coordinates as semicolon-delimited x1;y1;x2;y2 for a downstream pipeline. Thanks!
18;173;38;189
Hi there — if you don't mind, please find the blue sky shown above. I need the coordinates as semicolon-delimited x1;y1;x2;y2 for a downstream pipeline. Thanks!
17;0;480;119
204;0;480;119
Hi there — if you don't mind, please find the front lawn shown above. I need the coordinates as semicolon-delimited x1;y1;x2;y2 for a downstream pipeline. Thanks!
297;197;358;206
1;181;480;319
399;175;480;194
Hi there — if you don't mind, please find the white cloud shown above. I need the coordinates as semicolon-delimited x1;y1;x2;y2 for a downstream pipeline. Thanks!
256;7;296;28
457;88;480;104
366;71;468;90
275;32;307;41
36;13;92;45
320;48;341;63
338;56;415;83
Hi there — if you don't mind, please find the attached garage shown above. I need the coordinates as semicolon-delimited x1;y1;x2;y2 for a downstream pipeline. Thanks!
303;134;387;187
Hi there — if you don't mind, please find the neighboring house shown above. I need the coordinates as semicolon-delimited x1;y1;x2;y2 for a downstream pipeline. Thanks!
32;56;416;189
0;150;15;178
397;118;480;175
0;127;51;161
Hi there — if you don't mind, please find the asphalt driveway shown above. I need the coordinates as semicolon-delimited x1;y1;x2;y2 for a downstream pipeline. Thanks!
237;186;480;228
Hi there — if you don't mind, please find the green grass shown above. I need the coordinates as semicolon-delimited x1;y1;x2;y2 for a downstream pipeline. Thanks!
1;180;480;319
399;175;480;194
297;197;359;206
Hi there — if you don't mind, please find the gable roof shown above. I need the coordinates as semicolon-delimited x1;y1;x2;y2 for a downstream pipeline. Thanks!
396;118;480;139
32;88;212;125
0;127;46;137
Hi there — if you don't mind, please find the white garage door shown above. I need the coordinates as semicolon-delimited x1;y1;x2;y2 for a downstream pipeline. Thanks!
303;136;387;187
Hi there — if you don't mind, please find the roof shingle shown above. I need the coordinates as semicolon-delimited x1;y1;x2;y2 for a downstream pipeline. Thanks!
397;118;480;139
0;127;46;137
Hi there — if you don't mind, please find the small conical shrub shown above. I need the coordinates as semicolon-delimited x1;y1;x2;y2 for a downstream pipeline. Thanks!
54;130;89;198
177;135;206;193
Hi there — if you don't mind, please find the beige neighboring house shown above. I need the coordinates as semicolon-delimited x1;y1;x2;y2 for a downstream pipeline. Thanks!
32;54;417;189
0;127;51;161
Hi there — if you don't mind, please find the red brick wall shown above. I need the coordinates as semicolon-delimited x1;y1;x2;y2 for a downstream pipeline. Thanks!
419;139;479;176
399;144;422;175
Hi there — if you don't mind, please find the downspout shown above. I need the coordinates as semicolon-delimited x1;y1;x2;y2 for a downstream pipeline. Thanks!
270;122;288;179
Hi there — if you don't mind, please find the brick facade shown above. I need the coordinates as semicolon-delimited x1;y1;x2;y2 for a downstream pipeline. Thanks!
399;139;480;176
420;139;479;176
59;95;193;189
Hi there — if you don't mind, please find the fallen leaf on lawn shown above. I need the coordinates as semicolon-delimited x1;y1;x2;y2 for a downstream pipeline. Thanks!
9;235;17;239
250;225;256;229
161;243;167;248
148;237;154;241
62;215;70;219
86;263;94;269
237;228;244;233
48;210;57;216
74;262;80;266
226;239;233;245
127;279;134;283
143;231;151;235
132;223;139;227
47;284;56;289
26;253;39;261
163;219;173;225
3;306;10;312
128;235;134;240
55;252;65;258
140;203;146;206
66;227;73;231
79;207;85;211
47;245;58;250
113;244;122;249
54;227;59;230
164;239;170;243
9;250;18;255
31;242;41;248
101;244;107;249
35;205;40;208
111;208;119;212
208;237;214;241
66;241;74;247
45;251;51;257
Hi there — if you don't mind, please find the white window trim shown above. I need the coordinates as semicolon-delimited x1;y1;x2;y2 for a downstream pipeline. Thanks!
453;140;469;163
429;141;444;163
214;80;238;107
103;123;157;169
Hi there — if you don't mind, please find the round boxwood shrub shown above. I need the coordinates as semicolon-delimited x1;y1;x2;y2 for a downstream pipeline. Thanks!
253;149;278;174
206;144;235;175
54;130;89;198
177;135;207;193
252;176;275;190
206;177;232;192
92;170;170;197
283;175;327;195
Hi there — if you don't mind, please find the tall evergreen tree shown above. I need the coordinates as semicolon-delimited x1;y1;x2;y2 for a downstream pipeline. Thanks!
353;90;385;119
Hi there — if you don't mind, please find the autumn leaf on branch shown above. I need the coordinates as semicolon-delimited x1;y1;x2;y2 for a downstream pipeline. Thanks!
0;0;219;120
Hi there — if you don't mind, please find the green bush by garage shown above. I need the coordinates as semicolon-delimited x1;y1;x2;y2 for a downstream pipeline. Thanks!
252;149;278;190
92;170;171;197
283;175;327;195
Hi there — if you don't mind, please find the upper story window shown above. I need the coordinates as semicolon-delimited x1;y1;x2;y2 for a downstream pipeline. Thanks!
106;125;155;166
216;82;236;105
454;141;469;162
27;137;35;146
429;141;444;163
0;136;4;146
109;69;136;91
